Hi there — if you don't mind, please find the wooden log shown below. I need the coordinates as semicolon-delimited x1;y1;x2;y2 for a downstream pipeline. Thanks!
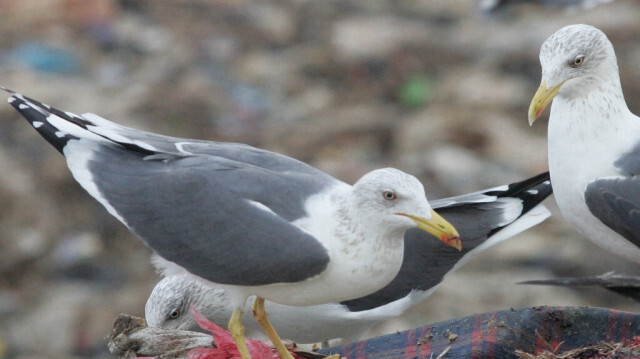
107;314;214;359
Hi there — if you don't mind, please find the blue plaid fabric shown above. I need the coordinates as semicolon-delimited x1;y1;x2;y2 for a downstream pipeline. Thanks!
321;306;640;359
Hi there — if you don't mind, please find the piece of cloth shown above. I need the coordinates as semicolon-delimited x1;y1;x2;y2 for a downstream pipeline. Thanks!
322;306;640;359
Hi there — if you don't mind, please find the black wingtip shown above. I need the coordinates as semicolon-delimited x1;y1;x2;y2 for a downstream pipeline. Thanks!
502;172;551;198
0;85;16;95
493;172;552;213
5;88;160;158
6;91;75;154
2;86;19;106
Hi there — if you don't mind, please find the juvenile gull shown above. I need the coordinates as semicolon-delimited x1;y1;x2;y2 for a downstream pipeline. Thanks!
528;24;640;264
3;88;461;359
146;172;552;343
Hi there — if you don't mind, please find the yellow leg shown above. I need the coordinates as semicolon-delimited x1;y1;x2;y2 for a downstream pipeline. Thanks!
252;297;294;359
229;307;252;359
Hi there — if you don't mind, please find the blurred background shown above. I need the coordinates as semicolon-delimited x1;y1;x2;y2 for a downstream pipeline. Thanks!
1;0;639;358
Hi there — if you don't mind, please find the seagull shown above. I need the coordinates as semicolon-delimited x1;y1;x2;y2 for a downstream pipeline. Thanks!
528;24;640;264
3;87;461;359
146;172;553;343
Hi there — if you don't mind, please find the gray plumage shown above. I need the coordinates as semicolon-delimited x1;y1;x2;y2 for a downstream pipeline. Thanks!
585;179;640;248
87;144;333;285
7;89;337;285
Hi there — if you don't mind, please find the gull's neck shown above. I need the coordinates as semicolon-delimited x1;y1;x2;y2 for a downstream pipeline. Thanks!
193;282;230;318
303;184;408;251
314;189;407;274
549;73;635;181
320;194;406;298
342;194;408;248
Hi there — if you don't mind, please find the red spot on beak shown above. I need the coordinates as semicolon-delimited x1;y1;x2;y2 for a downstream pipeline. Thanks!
441;235;462;251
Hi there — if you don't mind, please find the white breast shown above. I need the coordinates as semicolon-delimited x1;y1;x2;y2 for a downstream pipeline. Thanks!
548;94;640;263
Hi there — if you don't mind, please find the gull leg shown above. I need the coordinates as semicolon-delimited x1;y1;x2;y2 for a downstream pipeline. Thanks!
229;307;252;359
252;297;294;359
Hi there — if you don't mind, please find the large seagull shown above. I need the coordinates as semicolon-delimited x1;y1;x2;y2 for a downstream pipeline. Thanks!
3;87;461;359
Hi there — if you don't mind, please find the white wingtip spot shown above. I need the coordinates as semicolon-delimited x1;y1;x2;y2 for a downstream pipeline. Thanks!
175;142;195;155
32;121;44;128
247;200;277;215
47;114;105;142
65;111;79;119
527;189;539;195
18;103;30;110
133;140;158;152
8;96;15;103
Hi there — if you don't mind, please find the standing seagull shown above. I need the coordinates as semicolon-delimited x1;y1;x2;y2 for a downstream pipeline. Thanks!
3;88;461;359
146;172;552;343
528;24;640;264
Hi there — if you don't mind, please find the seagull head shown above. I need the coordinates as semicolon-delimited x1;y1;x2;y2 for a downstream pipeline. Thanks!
146;275;225;331
351;168;461;250
529;24;619;125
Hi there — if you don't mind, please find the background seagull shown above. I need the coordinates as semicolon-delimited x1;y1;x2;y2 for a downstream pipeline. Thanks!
528;24;640;265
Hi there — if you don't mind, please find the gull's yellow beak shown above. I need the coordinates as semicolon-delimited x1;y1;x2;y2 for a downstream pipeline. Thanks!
528;80;565;126
400;210;462;251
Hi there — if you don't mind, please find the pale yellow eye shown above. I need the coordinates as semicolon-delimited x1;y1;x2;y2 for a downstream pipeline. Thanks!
571;55;585;68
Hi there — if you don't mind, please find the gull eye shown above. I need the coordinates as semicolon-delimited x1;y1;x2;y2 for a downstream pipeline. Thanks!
382;191;397;201
169;308;180;319
571;55;585;68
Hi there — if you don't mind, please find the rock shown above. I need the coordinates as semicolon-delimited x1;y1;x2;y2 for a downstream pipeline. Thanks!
331;16;433;62
435;68;530;110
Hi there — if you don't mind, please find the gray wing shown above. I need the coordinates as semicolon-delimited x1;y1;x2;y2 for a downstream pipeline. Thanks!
584;148;640;248
78;113;327;180
342;172;552;311
7;90;335;286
